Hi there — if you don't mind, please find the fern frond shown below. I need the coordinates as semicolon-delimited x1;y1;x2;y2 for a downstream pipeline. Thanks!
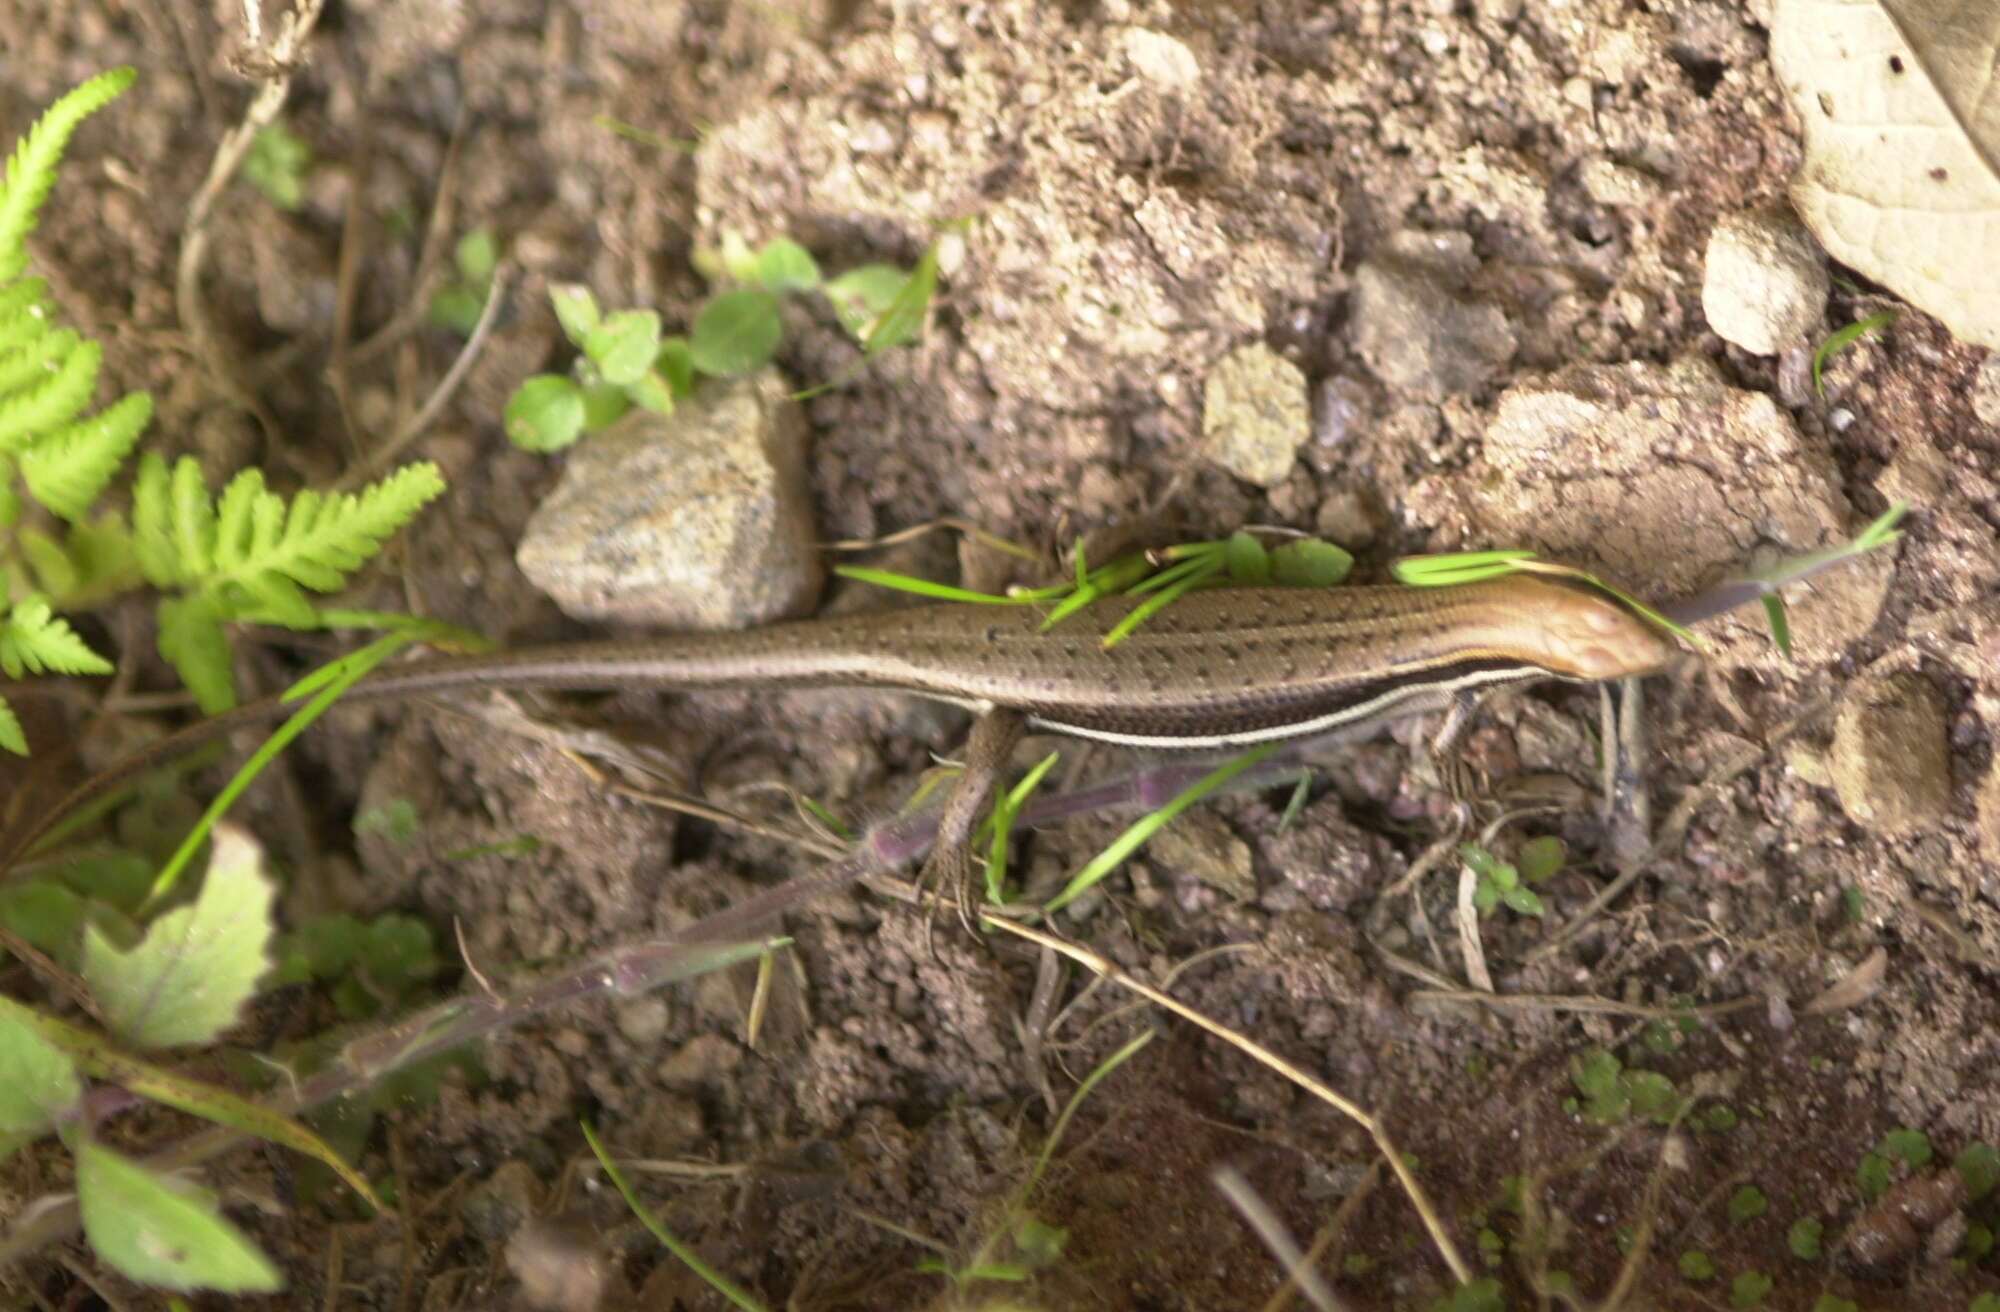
0;323;77;403
0;335;98;447
0;695;23;755
209;462;446;596
155;593;233;713
0;68;135;284
18;390;151;518
0;277;48;349
0;595;113;678
130;450;177;586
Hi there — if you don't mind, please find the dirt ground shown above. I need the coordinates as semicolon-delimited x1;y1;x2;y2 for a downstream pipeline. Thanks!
2;0;1997;1308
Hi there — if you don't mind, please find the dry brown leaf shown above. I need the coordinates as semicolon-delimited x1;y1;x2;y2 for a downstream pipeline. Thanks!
1771;0;2000;346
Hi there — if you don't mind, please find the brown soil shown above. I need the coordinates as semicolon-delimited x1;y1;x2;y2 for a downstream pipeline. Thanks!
3;1;1997;1309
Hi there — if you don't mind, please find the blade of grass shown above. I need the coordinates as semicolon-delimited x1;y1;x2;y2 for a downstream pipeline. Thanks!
581;1120;768;1312
1043;742;1283;914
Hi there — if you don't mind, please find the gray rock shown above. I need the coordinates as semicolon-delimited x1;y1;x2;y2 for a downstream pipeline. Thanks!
516;370;823;628
1702;207;1829;355
1200;342;1310;487
1829;671;1951;837
1972;354;2000;430
1349;233;1517;397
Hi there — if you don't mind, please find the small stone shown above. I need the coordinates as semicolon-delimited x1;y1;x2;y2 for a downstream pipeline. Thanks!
1828;672;1951;837
1148;809;1256;901
1702;207;1830;354
1976;766;2000;860
1116;27;1200;88
1260;797;1391;912
1201;342;1310;487
1349;234;1517;397
614;997;670;1046
460;1161;546;1242
516;369;822;628
1313;488;1376;547
1971;355;2000;429
506;1215;610;1312
656;1032;745;1087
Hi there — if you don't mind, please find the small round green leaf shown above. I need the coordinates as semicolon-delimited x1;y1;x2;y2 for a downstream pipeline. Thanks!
1517;835;1565;883
1223;531;1270;584
579;381;632;430
584;309;662;386
756;237;822;292
548;283;601;345
504;375;587;452
688;289;783;377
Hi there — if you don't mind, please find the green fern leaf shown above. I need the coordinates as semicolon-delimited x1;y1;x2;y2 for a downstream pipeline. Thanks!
0;596;113;678
17;526;76;596
131;450;181;587
0;68;136;285
156;594;233;713
0;328;80;426
0;277;48;349
228;574;316;629
170;455;217;580
18;391;151;519
214;462;445;598
0;335;98;446
0;695;23;755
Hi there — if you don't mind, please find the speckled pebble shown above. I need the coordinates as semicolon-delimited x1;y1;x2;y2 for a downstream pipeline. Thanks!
1349;233;1517;397
1828;671;1952;837
516;368;822;628
1200;341;1310;487
1702;207;1829;354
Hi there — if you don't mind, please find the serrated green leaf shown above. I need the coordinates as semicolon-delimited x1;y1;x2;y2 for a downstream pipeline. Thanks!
688;288;783;377
505;374;586;451
756;237;821;292
583;309;661;387
18;525;77;596
156;593;235;713
168;455;215;579
0;69;136;285
824;264;906;339
131;451;180;585
0;325;80;411
547;283;600;345
83;825;274;1048
18;391;152;520
864;241;939;358
0;1002;79;1141
0;335;97;442
0;695;22;754
0;595;112;677
75;1139;284;1292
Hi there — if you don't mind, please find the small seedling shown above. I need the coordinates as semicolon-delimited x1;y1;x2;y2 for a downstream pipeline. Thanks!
1955;1141;1999;1200
426;226;498;335
1566;1047;1685;1125
1727;1185;1768;1222
1431;1278;1503;1312
1788;1216;1824;1259
503;228;951;452
1678;1250;1715;1281
1731;1270;1773;1307
241;123;311;211
1462;840;1556;919
1811;310;1896;398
